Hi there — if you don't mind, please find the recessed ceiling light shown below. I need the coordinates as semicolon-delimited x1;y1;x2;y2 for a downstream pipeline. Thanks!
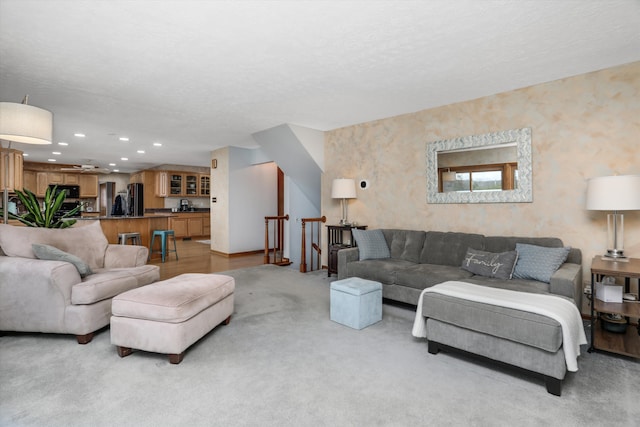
113;169;119;172
58;142;68;146
119;137;129;142
48;159;56;162
121;157;128;161
52;151;61;155
137;150;145;154
74;133;85;138
109;163;116;166
23;153;29;157
153;142;162;147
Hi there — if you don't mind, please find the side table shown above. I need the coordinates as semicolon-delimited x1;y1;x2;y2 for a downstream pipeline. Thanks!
327;224;367;277
589;256;640;358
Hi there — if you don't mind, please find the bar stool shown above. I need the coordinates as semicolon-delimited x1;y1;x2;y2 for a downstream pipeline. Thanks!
149;230;178;263
118;232;142;245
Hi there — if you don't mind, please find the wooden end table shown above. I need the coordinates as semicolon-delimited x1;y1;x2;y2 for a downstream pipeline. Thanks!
589;256;640;358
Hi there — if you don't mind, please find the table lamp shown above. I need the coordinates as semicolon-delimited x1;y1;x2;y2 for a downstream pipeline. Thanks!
331;178;356;225
586;174;640;260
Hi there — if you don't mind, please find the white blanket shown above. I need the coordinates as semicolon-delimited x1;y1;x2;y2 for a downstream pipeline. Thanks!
412;281;587;372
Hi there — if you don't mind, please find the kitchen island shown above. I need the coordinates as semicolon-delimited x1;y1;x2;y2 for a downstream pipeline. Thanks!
76;215;174;250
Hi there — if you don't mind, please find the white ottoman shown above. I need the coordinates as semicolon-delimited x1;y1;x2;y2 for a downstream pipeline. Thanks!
330;277;382;329
110;273;235;364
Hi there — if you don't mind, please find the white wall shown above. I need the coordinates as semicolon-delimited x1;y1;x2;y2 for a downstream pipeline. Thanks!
228;148;278;253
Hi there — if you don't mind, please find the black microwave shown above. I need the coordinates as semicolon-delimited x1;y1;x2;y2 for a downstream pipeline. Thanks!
49;185;80;199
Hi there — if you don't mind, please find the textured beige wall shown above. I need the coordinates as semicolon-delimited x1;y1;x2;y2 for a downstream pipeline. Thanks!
323;62;640;282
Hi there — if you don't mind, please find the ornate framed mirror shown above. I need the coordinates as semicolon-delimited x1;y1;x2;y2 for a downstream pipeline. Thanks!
426;127;532;203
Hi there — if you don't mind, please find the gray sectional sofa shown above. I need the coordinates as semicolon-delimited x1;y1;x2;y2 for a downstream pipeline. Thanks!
337;229;582;306
337;229;584;395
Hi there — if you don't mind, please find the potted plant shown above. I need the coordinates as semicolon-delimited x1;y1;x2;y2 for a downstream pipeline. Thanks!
1;186;80;228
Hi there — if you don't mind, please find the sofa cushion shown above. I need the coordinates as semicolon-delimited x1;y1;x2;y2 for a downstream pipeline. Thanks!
72;270;143;305
345;258;414;285
94;265;160;287
422;292;563;352
0;221;108;269
382;229;426;263
513;243;571;284
420;231;485;266
395;263;474;290
32;243;94;278
352;229;390;261
460;248;518;280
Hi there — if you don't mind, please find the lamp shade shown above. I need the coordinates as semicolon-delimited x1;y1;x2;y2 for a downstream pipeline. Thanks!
0;102;53;145
586;175;640;211
331;178;357;199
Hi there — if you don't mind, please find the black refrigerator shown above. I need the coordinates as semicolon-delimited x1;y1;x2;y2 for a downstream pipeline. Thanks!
127;183;144;216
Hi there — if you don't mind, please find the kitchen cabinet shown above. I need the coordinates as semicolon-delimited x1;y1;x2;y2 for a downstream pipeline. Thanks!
78;175;98;198
185;174;198;196
129;172;143;184
155;171;168;197
23;170;36;193
48;172;79;185
36;173;49;196
21;171;55;197
199;174;210;196
169;173;183;196
169;212;209;238
0;149;24;192
202;212;210;236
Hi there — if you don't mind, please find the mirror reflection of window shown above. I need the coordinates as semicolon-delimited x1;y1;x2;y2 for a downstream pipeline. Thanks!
439;165;516;193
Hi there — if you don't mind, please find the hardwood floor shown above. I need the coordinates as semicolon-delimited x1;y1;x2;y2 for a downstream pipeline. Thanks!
147;238;265;280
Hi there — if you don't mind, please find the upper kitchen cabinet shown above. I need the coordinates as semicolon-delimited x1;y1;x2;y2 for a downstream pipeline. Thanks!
0;149;24;192
78;174;98;198
169;173;183;196
155;171;168;197
185;174;198;196
199;174;210;196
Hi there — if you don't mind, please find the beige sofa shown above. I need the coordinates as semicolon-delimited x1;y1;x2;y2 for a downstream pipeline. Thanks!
0;221;159;343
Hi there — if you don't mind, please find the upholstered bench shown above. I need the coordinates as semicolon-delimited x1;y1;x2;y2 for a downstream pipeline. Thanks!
110;273;235;364
418;282;586;396
330;277;382;330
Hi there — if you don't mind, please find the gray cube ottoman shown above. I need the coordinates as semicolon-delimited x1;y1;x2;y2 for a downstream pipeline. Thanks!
110;273;235;364
330;277;382;329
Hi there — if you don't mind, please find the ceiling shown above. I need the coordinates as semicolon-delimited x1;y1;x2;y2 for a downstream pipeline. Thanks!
1;0;639;173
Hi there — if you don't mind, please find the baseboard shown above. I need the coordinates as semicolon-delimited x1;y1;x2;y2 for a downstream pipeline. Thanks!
209;249;263;258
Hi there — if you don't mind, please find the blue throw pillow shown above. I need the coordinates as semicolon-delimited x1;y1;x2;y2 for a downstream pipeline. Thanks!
32;243;94;278
352;229;390;261
513;243;570;283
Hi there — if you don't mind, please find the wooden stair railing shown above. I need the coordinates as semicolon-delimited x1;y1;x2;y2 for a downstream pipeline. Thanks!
300;215;326;273
264;215;292;266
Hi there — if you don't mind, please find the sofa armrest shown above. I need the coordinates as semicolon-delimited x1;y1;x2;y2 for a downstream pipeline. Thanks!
104;245;149;268
337;247;359;280
0;257;80;331
550;262;582;305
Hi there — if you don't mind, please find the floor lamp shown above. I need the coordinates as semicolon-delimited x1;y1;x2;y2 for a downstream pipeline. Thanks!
586;175;640;260
1;99;53;224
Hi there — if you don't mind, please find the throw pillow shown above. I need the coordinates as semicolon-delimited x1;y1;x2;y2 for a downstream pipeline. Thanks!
513;243;570;283
32;243;94;278
460;248;518;280
352;229;390;261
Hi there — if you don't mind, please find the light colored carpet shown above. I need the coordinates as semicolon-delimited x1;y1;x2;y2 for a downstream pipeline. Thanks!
1;265;638;426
